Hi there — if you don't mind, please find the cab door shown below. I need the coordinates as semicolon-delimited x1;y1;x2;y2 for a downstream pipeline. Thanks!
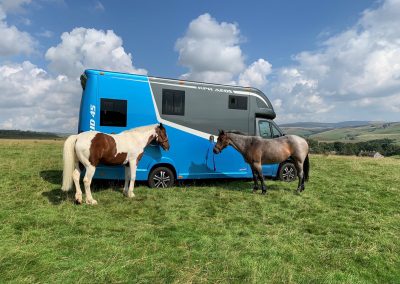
255;118;283;176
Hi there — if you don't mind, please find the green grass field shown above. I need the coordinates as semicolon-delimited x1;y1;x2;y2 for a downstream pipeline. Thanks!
1;140;399;283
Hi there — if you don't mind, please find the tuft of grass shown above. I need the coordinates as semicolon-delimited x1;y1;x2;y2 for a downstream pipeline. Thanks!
0;140;399;283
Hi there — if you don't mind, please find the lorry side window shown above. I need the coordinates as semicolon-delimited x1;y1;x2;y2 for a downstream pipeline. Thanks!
258;120;272;138
229;95;247;110
162;89;185;116
100;98;127;127
271;124;282;137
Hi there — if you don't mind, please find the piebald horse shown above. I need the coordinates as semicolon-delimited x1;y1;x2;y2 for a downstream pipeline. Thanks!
61;124;169;205
213;130;309;194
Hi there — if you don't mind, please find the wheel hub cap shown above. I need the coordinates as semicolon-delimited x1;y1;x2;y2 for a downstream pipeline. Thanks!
153;171;171;188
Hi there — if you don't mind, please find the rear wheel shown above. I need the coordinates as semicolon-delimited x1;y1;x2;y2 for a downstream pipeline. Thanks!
279;162;297;182
148;166;175;188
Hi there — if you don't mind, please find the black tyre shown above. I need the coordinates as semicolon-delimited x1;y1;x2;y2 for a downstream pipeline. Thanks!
279;162;297;182
148;166;175;188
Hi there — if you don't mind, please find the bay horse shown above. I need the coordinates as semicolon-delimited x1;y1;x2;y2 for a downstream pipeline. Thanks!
213;130;309;194
61;124;169;205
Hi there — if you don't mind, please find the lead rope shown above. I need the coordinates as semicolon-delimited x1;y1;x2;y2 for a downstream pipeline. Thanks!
206;141;217;172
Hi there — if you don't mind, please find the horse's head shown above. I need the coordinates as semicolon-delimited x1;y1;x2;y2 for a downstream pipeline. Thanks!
213;129;229;154
155;123;170;151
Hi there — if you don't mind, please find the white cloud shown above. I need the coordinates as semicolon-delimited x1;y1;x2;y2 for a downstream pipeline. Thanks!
0;0;31;14
175;13;245;84
269;68;334;123
176;13;273;88
0;27;146;132
0;61;80;132
270;0;400;122
36;29;53;38
238;59;272;88
45;27;147;78
0;4;36;56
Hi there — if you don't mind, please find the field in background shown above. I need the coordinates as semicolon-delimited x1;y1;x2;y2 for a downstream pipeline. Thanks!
0;139;399;283
282;122;400;145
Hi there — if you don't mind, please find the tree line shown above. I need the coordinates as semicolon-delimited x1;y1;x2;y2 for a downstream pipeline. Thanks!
0;130;60;139
307;138;400;156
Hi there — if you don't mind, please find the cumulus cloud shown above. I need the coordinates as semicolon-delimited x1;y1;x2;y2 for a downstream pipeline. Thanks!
0;27;147;132
0;3;36;56
0;61;80;131
270;0;400;122
175;13;245;84
45;27;147;78
175;13;272;88
238;59;272;88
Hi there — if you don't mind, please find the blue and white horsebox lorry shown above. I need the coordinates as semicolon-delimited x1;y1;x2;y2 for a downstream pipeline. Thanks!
78;69;297;188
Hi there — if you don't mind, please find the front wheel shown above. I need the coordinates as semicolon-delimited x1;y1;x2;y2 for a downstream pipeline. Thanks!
148;167;175;188
278;162;297;182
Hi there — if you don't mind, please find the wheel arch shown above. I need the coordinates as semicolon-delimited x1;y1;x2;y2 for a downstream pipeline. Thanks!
277;158;294;173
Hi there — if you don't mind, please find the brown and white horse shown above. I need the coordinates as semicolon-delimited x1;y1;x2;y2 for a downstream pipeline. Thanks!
61;124;169;205
213;130;309;194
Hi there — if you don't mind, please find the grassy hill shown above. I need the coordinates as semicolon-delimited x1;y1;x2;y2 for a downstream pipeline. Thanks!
0;139;399;283
309;122;400;144
281;122;400;145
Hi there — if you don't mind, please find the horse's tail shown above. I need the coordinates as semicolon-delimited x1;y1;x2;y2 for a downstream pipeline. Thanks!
304;154;310;182
62;134;78;191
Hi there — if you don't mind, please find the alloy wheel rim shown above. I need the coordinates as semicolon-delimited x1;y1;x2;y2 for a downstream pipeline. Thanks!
282;166;295;181
153;170;171;188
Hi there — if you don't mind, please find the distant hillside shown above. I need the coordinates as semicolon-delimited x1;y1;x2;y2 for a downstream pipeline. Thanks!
279;121;371;129
0;130;61;140
281;122;400;145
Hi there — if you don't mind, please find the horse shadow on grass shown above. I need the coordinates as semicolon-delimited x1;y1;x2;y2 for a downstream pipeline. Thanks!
185;161;291;194
178;177;286;194
40;169;292;205
40;170;146;205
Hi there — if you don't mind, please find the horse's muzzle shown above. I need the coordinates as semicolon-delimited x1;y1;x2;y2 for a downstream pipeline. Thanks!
213;147;220;154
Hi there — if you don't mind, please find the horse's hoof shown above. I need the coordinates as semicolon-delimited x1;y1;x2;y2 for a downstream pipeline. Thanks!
261;190;267;195
75;199;82;205
252;189;258;193
86;199;98;205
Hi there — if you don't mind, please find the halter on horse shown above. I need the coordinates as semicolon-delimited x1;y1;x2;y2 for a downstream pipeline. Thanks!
61;124;169;204
213;130;309;194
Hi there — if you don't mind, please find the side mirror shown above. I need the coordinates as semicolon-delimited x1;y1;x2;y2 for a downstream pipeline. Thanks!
209;135;214;143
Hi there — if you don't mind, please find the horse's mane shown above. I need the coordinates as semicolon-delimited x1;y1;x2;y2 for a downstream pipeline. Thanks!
226;130;247;135
123;124;158;133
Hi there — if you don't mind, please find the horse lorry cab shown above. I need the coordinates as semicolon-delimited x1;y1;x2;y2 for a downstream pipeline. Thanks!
78;69;296;188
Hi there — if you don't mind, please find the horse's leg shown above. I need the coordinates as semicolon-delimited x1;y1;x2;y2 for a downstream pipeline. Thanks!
83;165;97;205
123;165;130;196
127;162;137;198
254;163;267;194
72;162;83;204
295;160;305;193
250;165;259;193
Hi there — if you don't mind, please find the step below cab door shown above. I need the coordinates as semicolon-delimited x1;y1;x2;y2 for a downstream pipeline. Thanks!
255;118;283;177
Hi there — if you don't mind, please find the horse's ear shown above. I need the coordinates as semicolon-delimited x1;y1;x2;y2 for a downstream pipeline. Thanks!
159;123;164;129
219;129;225;135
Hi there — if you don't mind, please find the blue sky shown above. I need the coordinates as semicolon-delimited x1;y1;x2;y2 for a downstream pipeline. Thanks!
1;0;399;132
